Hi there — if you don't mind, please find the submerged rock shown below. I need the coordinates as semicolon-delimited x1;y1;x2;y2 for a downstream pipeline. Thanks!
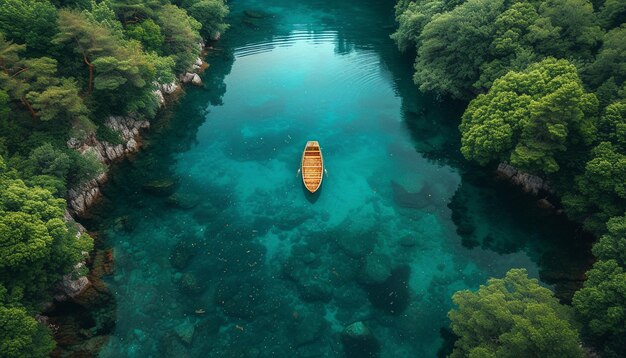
336;230;377;259
399;235;417;247
244;10;267;18
391;180;437;209
174;319;196;344
166;192;200;209
288;307;328;346
341;321;380;358
359;253;392;285
169;238;198;270
142;178;177;196
363;265;411;315
178;273;206;296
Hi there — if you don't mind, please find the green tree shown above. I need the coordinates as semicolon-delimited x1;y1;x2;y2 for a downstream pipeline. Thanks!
391;0;458;52
0;290;55;358
449;269;583;358
184;0;229;40
109;0;167;24
536;0;603;59
0;34;34;116
585;25;626;106
0;165;93;297
25;143;71;180
592;214;626;266
27;78;89;122
155;4;202;73
0;0;58;56
54;9;118;93
125;18;165;53
474;2;543;89
562;142;626;233
413;0;505;99
596;101;626;150
460;58;598;174
597;0;626;29
573;259;626;357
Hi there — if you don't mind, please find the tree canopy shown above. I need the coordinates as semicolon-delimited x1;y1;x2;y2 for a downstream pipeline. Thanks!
460;58;598;174
449;269;583;358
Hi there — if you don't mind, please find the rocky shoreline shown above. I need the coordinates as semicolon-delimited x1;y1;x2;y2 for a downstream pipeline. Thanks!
46;43;211;356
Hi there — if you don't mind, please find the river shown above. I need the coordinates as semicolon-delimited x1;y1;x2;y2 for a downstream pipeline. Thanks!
90;0;591;356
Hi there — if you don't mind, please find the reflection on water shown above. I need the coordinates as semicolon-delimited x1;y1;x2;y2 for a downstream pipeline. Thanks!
91;0;592;356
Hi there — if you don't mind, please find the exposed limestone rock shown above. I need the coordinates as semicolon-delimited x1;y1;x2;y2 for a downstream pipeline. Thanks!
193;57;203;70
161;81;179;94
68;178;102;217
181;72;202;86
56;271;91;301
181;72;195;83
67;115;149;216
191;73;202;86
496;163;552;195
154;89;165;107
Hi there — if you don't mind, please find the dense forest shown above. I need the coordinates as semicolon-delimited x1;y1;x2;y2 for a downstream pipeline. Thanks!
393;0;625;356
0;0;625;356
0;0;228;356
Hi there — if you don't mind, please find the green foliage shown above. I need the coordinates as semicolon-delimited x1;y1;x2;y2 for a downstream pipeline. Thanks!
84;0;124;36
597;101;626;150
155;4;202;73
126;18;164;53
96;124;123;145
413;0;506;99
0;0;229;355
0;164;93;299
563;142;626;232
537;0;603;59
585;25;626;106
395;0;604;98
573;259;626;356
67;148;105;186
592;214;626;266
597;0;626;29
0;300;55;358
460;58;598;174
27;78;90;122
145;51;176;84
109;0;168;22
390;0;455;52
26;143;71;180
449;269;583;358
0;0;58;56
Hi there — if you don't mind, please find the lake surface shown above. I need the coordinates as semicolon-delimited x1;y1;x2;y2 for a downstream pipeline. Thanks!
93;0;591;356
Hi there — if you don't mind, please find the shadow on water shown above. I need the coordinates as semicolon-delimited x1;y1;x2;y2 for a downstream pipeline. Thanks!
302;180;323;203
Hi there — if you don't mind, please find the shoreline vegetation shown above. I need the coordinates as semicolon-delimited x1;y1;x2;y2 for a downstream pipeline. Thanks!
0;0;228;355
0;0;623;357
392;0;625;355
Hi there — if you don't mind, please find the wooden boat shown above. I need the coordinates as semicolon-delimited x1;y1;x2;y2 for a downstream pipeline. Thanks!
301;141;324;193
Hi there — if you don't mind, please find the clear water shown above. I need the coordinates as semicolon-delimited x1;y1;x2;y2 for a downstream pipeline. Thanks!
92;0;591;356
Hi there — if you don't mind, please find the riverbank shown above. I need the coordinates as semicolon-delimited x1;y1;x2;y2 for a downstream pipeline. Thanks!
45;41;216;356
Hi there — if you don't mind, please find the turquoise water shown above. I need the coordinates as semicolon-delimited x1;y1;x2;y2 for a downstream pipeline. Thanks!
92;1;591;356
